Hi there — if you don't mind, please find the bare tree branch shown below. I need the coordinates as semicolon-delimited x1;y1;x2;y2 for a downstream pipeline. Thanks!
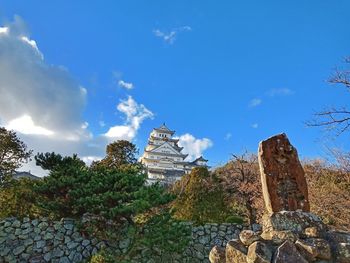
307;56;350;136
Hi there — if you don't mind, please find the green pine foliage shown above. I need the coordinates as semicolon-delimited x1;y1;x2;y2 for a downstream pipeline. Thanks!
172;167;235;224
34;157;172;221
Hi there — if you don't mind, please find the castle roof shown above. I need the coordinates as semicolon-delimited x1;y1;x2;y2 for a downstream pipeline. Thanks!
192;156;208;163
153;123;175;135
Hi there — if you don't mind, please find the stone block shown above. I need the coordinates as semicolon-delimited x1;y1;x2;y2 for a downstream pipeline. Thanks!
273;240;307;263
247;241;272;263
225;239;247;263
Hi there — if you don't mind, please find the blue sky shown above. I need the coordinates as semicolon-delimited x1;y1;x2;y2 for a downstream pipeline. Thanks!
0;1;349;174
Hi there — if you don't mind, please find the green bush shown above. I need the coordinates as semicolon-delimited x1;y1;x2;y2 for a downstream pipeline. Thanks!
0;178;42;219
225;215;244;224
172;167;232;224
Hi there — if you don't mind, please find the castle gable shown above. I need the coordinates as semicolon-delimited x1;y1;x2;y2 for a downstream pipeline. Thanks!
150;141;182;155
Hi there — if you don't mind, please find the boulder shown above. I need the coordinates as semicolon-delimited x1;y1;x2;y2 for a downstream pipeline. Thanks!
209;246;226;263
247;241;272;263
273;240;308;263
258;133;310;213
226;239;247;263
239;230;261;246
295;238;331;261
260;230;297;245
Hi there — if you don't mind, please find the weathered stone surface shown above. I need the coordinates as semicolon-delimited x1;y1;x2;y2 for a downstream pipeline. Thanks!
273;240;308;263
260;230;297;245
295;238;331;261
247;241;272;263
304;226;320;238
209;246;225;263
239;230;261;246
335;243;350;263
258;133;310;213
226;239;247;263
262;211;325;234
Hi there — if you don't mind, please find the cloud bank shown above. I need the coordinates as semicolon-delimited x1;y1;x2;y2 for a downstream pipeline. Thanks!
176;133;213;161
0;16;153;176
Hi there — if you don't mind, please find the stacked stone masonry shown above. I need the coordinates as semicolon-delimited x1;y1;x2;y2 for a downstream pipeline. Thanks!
0;216;247;263
0;217;105;263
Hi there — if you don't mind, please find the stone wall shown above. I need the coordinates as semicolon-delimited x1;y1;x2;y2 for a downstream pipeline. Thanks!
0;217;247;263
183;223;247;263
0;217;105;263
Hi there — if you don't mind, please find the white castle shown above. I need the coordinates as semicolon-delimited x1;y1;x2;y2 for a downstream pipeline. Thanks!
140;124;208;184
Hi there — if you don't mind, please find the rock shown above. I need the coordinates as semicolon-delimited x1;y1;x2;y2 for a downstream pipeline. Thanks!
67;241;79;249
24;238;34;247
240;230;260;246
251;224;262;233
52;247;64;258
44;232;54;240
44;252;52;262
304;226;320;238
38;221;49;230
260;230;297;245
258;133;310;213
247;241;272;263
226;239;247;263
335;243;350;263
262;211;325;234
295;238;331;261
209;246;225;263
13;245;26;255
82;239;90;247
32;219;39;226
59;257;70;263
35;240;46;249
12;220;21;228
273;240;308;263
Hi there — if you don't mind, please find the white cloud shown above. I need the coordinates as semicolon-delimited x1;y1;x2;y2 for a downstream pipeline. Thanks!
118;80;134;90
267;88;294;97
0;16;154;177
6;115;54;136
153;26;192;44
0;27;9;34
225;132;232;140
251;123;259;129
249;98;262;107
81;156;102;166
0;17;108;176
175;133;213;161
104;96;154;141
0;16;87;141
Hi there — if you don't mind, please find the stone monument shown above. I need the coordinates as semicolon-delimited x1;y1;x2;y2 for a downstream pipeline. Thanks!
258;133;310;213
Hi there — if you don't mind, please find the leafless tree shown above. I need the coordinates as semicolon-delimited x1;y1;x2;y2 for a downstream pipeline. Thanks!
216;152;263;224
307;57;350;136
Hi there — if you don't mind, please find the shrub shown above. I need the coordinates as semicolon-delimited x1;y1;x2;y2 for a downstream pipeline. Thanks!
0;178;42;219
172;167;232;224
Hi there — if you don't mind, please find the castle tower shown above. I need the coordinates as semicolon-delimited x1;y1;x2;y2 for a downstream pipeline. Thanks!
140;123;208;184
